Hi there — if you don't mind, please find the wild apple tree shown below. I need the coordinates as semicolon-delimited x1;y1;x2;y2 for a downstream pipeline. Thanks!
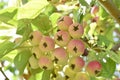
0;0;120;80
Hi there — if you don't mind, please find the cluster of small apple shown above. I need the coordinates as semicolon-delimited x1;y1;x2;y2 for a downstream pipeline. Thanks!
26;14;102;80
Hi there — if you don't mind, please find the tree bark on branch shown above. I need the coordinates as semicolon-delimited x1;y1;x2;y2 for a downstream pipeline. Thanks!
98;0;120;24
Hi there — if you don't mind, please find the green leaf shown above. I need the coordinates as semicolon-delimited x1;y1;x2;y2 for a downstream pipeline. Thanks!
16;19;31;35
1;50;17;62
17;0;49;20
16;19;33;41
30;68;42;74
0;36;12;40
97;35;112;47
108;50;120;63
100;58;116;78
104;25;114;41
32;14;52;34
29;75;36;80
41;70;52;80
79;0;88;6
36;71;44;80
73;9;84;23
0;41;15;59
0;7;17;23
29;70;43;80
99;6;109;19
14;49;32;74
90;76;97;80
43;4;57;16
0;2;5;9
49;12;61;27
87;50;98;61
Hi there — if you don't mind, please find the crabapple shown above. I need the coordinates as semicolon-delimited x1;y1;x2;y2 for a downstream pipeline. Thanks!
64;67;76;79
69;56;85;72
32;47;42;59
67;39;85;56
53;47;68;66
57;16;73;31
38;56;53;70
39;36;55;52
68;23;84;39
91;5;99;15
29;31;42;45
86;60;102;76
54;30;71;47
74;72;90;80
29;55;39;69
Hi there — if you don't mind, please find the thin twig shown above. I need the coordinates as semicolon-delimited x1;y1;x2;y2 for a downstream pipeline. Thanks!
98;0;120;24
0;67;9;80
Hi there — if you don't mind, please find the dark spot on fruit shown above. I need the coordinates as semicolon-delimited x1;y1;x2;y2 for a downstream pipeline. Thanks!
95;70;100;74
42;66;47;70
53;57;59;64
100;30;103;33
57;29;60;32
73;25;79;31
43;42;47;48
70;64;75;70
57;35;63;41
73;46;77;53
33;53;37;58
65;75;69;79
51;73;57;78
29;35;33;40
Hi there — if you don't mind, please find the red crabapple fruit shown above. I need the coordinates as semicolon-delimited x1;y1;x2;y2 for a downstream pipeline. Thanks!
39;36;55;52
69;56;85;72
57;16;73;31
67;39;85;56
53;47;68;66
29;31;42;45
38;56;53;70
54;30;71;47
86;60;102;76
68;23;84;39
91;5;99;15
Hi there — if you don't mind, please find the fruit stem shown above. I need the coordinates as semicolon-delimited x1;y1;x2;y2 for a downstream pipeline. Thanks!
16;45;38;49
98;0;120;24
44;26;58;35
